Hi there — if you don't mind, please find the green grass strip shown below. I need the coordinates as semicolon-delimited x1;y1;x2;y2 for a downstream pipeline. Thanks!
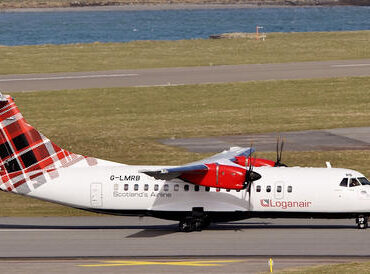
1;31;369;75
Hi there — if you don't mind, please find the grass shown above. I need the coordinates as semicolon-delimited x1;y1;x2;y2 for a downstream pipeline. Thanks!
273;261;370;273
0;31;369;75
0;76;369;216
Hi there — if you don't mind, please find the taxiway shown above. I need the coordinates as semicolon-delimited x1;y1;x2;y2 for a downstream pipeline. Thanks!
162;127;370;152
0;216;369;258
1;59;369;92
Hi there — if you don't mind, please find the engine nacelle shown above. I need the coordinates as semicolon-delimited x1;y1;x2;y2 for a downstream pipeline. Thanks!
234;156;276;167
180;163;246;190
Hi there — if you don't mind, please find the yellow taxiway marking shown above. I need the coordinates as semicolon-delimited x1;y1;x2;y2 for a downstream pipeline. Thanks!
79;259;245;267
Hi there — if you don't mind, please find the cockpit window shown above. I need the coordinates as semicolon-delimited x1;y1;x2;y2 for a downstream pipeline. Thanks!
339;178;348;187
358;177;370;186
349;178;361;187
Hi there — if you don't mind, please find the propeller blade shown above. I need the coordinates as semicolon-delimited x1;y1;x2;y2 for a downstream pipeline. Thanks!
275;136;287;167
276;135;280;163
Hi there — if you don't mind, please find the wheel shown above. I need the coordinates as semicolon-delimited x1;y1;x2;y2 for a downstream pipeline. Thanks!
203;219;211;229
179;219;192;232
356;216;368;230
358;223;366;229
194;220;203;231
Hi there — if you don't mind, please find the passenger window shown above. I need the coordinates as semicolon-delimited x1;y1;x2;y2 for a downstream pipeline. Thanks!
349;178;360;187
144;184;149;191
256;185;261;192
174;184;179;191
184;185;189;191
134;184;139;191
266;185;271;193
164;184;169;191
277;186;282;193
194;185;199;192
287;186;293;193
339;178;348;187
205;186;210;192
154;184;159;191
124;184;129;191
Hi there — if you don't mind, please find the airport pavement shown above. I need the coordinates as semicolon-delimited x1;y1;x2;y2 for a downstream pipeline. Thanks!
162;127;370;152
0;59;369;92
0;217;369;258
0;257;368;274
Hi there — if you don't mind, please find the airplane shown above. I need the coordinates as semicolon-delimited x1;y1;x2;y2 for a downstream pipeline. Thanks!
0;93;369;232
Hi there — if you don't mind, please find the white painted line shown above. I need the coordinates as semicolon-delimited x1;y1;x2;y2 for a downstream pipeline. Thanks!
331;64;370;68
0;74;139;82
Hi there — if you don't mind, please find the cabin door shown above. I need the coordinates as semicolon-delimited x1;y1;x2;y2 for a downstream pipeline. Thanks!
90;183;103;207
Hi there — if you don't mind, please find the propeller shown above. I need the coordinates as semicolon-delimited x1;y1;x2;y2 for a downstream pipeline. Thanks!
274;136;287;167
244;144;261;191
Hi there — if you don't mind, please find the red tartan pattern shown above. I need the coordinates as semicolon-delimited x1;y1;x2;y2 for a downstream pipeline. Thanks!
0;95;97;194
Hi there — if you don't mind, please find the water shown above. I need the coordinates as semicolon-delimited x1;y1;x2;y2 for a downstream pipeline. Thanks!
0;6;369;45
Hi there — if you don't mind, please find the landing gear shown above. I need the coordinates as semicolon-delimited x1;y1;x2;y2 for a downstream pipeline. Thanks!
356;216;368;229
178;207;210;232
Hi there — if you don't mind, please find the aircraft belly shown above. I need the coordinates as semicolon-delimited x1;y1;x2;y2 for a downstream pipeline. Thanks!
150;196;248;212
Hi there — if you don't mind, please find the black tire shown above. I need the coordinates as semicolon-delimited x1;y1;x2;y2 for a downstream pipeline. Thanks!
358;223;366;229
179;219;194;232
356;216;368;229
179;220;190;232
194;220;203;231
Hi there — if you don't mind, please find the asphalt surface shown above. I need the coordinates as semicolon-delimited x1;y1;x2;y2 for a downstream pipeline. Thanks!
0;257;368;274
162;127;370;152
1;59;369;92
0;217;369;258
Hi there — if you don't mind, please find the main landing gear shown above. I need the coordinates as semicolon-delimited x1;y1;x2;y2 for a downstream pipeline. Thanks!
178;207;210;232
356;216;368;229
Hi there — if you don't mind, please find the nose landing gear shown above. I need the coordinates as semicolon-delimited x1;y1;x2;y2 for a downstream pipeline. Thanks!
356;216;368;229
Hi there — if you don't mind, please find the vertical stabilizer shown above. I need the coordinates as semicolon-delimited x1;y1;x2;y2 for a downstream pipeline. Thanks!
0;93;98;194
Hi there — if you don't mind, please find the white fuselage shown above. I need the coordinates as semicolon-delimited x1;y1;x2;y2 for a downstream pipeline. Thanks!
22;165;370;221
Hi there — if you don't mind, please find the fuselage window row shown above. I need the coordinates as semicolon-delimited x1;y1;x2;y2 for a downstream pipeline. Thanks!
119;183;247;192
256;185;293;193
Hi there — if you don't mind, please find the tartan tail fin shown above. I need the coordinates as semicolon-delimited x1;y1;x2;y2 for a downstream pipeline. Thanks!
0;93;97;193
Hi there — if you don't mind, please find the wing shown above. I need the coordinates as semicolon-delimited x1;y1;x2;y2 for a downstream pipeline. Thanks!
186;146;254;166
140;146;253;184
141;164;208;181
